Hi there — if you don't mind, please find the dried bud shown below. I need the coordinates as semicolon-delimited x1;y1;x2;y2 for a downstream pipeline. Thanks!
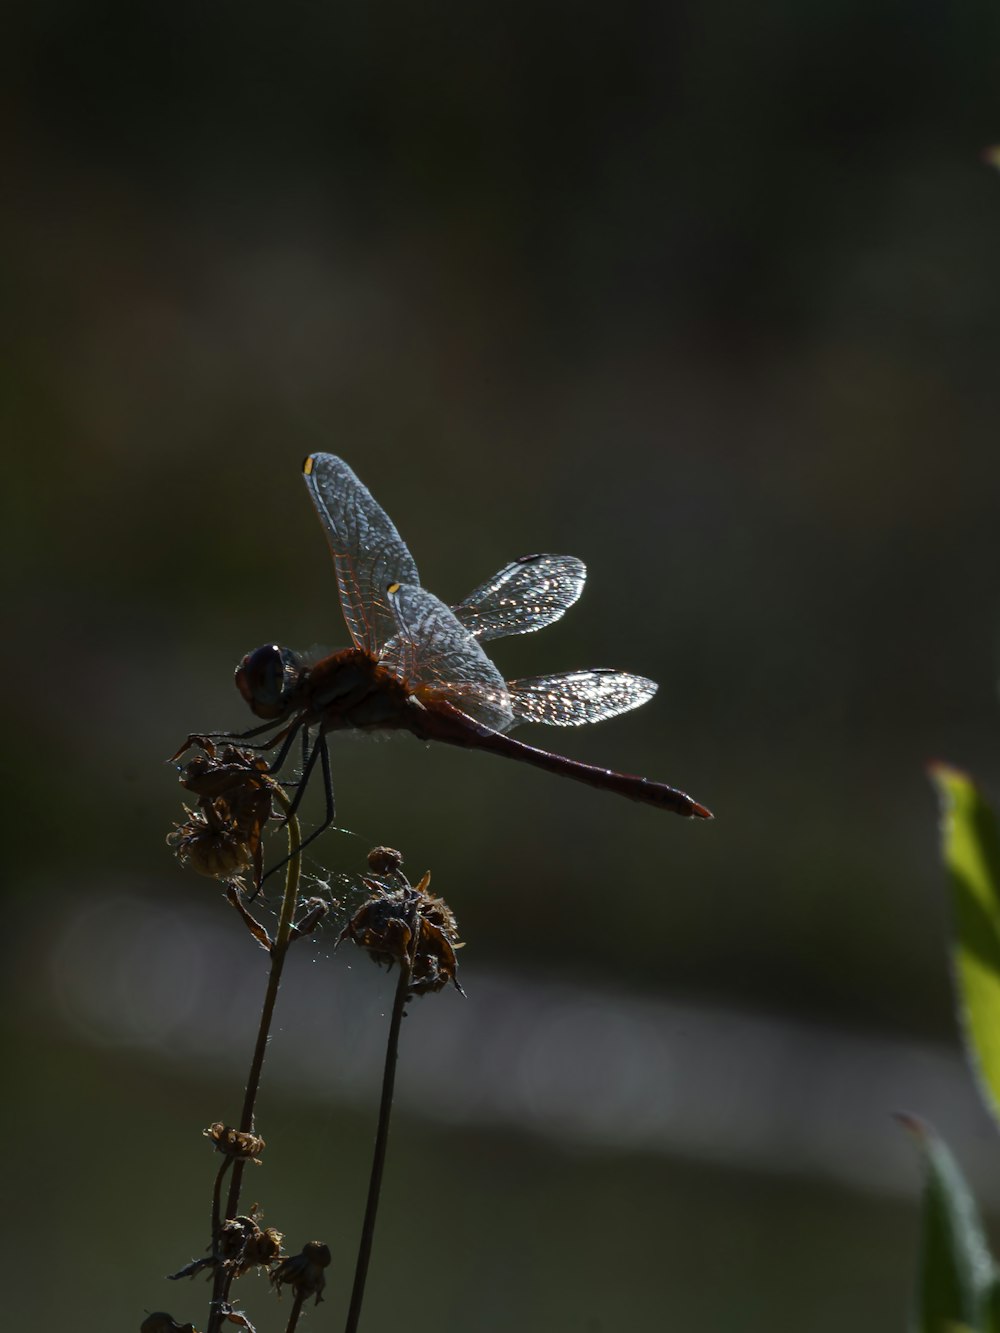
141;1316;199;1333
204;1123;266;1163
339;869;463;996
270;1240;331;1305
367;845;404;877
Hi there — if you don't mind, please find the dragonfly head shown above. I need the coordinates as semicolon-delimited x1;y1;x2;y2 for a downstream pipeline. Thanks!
235;644;303;719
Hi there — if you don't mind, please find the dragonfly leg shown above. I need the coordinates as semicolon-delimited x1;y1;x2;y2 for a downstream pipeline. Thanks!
218;719;283;740
271;726;313;788
280;730;324;824
231;736;289;753
258;735;337;888
182;719;285;746
264;720;305;777
169;720;288;763
318;732;335;828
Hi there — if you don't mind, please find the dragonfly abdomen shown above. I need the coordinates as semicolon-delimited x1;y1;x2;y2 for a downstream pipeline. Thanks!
411;698;712;818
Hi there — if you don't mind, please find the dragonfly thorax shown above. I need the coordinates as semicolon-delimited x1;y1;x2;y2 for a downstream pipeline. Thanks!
236;644;304;720
303;648;411;730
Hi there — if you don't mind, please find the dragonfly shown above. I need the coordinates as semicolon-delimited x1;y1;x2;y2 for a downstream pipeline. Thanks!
218;453;711;870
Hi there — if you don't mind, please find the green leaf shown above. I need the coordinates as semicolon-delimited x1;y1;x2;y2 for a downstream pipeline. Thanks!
930;763;1000;1128
898;1114;996;1333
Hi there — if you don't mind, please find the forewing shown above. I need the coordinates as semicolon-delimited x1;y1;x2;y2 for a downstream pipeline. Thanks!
452;554;586;641
381;583;514;731
506;670;657;727
302;453;419;656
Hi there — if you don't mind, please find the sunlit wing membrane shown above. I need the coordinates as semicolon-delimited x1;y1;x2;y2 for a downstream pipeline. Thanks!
425;680;519;733
302;454;420;657
452;554;586;641
506;670;658;727
381;582;514;731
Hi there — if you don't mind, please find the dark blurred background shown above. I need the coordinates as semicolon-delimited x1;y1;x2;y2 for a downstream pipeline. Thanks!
7;2;1000;1329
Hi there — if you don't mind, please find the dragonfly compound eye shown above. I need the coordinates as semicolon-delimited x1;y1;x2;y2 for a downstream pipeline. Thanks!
235;644;302;719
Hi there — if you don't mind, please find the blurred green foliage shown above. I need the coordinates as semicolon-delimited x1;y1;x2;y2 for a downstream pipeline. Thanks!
903;1115;997;1333
933;766;1000;1130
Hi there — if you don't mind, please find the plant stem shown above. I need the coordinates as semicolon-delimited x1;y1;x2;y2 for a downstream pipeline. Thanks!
211;1156;233;1248
343;959;412;1333
224;804;302;1220
206;792;302;1333
284;1289;307;1333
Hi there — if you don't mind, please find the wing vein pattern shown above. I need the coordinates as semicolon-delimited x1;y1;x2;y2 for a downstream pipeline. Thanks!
506;670;657;726
452;554;586;641
303;454;419;656
382;583;514;731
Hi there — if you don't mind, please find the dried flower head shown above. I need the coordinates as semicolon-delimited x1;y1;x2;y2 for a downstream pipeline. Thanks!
204;1123;266;1164
270;1240;331;1305
168;738;279;891
168;804;254;881
239;1224;284;1274
215;1213;285;1277
339;866;464;996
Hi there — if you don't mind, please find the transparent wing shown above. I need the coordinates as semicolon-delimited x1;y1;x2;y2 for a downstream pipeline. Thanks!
302;453;420;656
506;670;657;727
381;582;514;731
452;554;586;641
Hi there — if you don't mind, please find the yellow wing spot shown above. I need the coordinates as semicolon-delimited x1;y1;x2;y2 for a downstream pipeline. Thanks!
387;581;401;594
303;455;316;476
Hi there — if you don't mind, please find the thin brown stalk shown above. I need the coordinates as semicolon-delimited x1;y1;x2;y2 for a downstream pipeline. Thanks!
211;1156;233;1248
206;792;302;1333
343;956;412;1333
284;1289;307;1333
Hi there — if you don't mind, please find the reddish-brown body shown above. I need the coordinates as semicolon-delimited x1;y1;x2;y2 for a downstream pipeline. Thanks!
294;648;413;732
281;648;709;818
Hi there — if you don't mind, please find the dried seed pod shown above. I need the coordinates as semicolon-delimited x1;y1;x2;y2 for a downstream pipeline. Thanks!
168;739;280;892
209;1212;286;1277
339;868;464;996
237;1223;284;1275
168;805;254;881
270;1240;331;1305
